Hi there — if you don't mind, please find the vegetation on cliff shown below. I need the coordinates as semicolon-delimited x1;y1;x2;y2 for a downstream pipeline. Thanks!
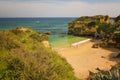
68;15;110;36
0;28;79;80
87;63;120;80
68;15;120;48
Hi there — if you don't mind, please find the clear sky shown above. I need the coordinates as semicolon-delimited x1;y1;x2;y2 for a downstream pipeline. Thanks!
0;0;120;17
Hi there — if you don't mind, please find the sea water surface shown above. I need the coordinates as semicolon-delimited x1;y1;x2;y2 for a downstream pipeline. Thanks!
0;18;86;48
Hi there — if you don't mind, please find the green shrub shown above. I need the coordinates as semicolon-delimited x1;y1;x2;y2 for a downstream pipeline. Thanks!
87;64;120;80
30;34;42;42
0;28;79;80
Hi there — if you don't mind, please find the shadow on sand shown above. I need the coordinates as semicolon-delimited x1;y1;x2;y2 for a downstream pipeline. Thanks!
91;39;120;63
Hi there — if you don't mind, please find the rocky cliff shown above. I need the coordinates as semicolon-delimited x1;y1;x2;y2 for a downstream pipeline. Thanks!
115;15;120;22
68;15;110;36
68;15;120;48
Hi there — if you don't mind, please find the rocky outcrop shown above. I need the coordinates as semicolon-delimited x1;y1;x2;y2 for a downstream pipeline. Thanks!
68;15;120;48
115;15;120;22
68;15;110;36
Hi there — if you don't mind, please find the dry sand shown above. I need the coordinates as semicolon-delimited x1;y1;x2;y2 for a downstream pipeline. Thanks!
54;40;119;80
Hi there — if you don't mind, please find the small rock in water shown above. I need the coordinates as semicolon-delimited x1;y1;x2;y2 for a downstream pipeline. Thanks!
44;31;52;35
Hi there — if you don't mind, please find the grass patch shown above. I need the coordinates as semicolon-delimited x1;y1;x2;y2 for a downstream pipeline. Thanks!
0;28;79;80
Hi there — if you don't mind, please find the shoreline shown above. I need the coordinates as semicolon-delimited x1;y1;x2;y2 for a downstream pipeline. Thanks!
71;39;91;47
54;39;119;80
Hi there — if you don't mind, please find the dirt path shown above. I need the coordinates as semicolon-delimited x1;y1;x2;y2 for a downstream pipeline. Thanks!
54;40;119;80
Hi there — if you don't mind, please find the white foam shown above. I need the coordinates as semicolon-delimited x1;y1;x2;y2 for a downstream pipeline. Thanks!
71;39;91;47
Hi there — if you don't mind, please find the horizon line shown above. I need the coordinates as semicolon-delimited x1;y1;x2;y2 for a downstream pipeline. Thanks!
0;16;117;18
0;17;78;18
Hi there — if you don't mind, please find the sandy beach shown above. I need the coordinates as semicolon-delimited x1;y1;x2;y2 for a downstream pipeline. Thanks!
54;40;119;80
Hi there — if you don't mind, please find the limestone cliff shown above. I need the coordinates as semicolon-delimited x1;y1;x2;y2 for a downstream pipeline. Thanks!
68;15;120;48
115;15;120;22
68;15;110;36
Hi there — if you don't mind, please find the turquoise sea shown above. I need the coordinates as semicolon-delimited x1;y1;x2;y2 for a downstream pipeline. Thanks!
0;18;86;48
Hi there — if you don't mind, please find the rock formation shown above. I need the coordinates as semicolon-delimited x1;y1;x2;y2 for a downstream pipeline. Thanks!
68;15;110;36
68;15;120;48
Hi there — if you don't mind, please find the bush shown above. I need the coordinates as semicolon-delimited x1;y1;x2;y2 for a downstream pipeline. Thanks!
87;64;120;80
0;28;79;80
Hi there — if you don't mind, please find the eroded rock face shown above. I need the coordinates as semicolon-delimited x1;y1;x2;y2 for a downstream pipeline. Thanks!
104;15;110;23
68;15;110;36
68;15;120;48
115;15;120;22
